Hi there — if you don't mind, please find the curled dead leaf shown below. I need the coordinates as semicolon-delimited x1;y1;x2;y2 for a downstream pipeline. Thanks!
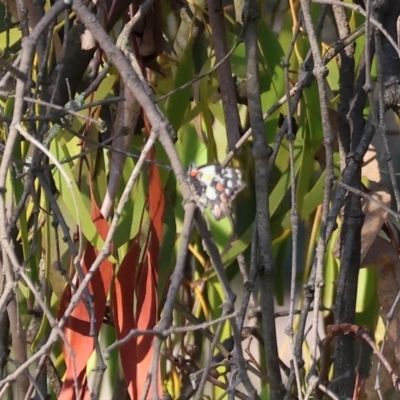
80;29;97;50
363;261;400;399
333;189;392;266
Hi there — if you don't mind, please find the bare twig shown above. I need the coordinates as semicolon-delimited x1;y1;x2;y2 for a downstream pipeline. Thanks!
103;311;238;358
243;1;283;399
299;0;334;374
282;14;303;400
206;0;241;151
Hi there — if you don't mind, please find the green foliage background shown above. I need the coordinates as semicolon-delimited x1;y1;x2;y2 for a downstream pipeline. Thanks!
0;0;387;399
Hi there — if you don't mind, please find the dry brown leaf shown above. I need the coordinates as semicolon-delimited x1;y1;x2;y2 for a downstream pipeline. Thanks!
362;144;381;184
359;190;391;264
378;262;400;372
362;236;398;266
132;1;163;58
364;352;400;400
333;189;391;265
80;29;97;50
378;262;400;315
80;0;107;50
363;262;400;399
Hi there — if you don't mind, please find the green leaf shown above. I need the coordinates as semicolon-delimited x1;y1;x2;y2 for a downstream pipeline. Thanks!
324;230;340;310
0;28;22;51
221;224;253;267
175;121;207;168
113;156;147;248
303;81;324;150
258;18;285;78
49;197;75;300
50;140;105;251
269;138;302;218
355;267;379;331
157;201;177;300
295;125;318;214
272;230;291;305
325;50;340;92
228;34;247;79
166;38;194;132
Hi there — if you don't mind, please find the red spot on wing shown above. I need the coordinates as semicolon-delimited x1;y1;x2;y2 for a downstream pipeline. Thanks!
219;193;228;203
215;182;224;191
212;204;222;220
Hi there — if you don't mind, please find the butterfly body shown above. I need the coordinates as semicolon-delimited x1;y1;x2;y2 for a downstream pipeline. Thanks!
188;163;245;220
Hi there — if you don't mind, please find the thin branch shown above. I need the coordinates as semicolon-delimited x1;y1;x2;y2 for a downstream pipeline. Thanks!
335;181;399;220
223;22;366;167
103;311;238;357
155;41;241;104
282;13;302;400
147;204;196;399
299;0;334;374
243;1;283;399
0;57;27;81
0;129;159;390
312;0;400;58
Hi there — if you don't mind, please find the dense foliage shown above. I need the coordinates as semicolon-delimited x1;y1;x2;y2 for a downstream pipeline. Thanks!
1;0;400;399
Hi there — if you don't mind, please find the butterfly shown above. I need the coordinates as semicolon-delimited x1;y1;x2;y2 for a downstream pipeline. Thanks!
188;163;245;220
